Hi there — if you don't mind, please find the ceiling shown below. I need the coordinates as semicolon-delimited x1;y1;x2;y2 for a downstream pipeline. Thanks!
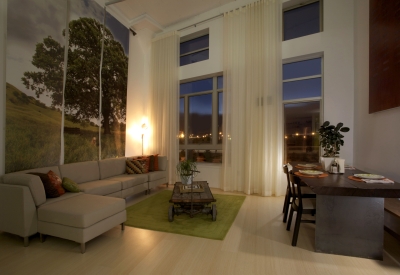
107;0;236;32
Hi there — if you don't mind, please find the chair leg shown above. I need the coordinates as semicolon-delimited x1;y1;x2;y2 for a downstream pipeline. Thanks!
283;191;288;213
283;196;291;223
286;207;294;231
292;209;302;246
121;223;125;231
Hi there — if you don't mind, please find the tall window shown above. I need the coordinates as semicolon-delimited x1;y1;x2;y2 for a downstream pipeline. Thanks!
180;29;209;66
283;0;322;41
283;58;322;163
179;75;223;163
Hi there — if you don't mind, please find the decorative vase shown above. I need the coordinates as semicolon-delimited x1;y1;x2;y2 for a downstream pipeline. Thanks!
180;175;193;185
321;157;335;172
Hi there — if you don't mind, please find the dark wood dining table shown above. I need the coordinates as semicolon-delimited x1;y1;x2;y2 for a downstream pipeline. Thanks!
291;163;400;260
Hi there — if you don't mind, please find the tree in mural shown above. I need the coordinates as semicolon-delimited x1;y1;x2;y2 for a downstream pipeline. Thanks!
22;17;128;135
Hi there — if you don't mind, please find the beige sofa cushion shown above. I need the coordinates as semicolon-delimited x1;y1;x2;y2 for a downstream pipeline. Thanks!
59;161;100;184
2;174;46;206
42;192;83;206
98;158;127;179
148;170;167;182
38;194;125;228
107;174;148;189
78;179;121;196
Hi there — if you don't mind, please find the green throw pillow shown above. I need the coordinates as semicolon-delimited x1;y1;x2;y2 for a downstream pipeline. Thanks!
62;177;80;192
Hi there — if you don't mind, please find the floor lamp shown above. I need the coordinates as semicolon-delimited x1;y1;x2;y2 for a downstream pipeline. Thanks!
141;123;148;156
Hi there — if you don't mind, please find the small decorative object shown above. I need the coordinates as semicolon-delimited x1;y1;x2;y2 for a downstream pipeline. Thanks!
336;158;345;173
318;121;350;171
176;159;198;185
329;160;339;174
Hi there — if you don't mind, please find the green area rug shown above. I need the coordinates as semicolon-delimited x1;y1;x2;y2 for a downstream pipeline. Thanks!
125;190;246;240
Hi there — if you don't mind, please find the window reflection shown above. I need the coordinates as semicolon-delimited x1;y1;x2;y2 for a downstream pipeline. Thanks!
284;101;320;163
188;94;212;144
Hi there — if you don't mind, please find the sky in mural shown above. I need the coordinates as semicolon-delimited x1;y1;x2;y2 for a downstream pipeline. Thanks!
7;0;129;107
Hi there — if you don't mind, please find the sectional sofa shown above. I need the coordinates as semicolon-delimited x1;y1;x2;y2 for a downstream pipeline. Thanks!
0;156;168;253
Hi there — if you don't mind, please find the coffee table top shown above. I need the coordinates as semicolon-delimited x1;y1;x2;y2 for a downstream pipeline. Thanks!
169;181;216;203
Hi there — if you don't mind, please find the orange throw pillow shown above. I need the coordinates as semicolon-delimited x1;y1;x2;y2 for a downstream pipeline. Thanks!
47;170;65;196
153;154;159;171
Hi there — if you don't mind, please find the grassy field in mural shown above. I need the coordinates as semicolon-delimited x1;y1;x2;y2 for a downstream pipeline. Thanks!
5;83;125;173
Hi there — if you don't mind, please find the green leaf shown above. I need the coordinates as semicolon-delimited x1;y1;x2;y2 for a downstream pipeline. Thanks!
335;122;343;131
322;121;330;127
340;127;350;132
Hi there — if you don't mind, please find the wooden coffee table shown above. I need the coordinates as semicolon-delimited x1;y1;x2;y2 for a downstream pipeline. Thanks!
168;181;217;222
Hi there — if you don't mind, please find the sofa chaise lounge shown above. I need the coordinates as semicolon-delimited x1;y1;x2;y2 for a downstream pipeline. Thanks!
0;156;168;253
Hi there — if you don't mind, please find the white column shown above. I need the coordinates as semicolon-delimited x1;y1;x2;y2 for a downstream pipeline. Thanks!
125;28;155;157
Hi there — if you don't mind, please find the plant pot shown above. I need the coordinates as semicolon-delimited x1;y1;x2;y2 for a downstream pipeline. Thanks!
180;175;193;185
321;157;335;172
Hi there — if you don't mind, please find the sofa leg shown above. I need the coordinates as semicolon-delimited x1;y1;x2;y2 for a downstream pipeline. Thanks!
121;223;125;231
23;237;29;247
81;243;86;254
39;233;46;243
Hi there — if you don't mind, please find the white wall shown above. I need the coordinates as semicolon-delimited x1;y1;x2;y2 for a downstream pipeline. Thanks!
353;0;400;182
0;1;6;176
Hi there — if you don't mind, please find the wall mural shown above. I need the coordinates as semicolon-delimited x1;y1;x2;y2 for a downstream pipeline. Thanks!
6;0;129;173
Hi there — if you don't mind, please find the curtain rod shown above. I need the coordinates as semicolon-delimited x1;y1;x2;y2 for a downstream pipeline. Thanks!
177;3;249;32
177;14;223;32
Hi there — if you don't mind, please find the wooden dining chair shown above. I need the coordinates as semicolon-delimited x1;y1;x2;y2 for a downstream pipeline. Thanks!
286;171;316;246
282;164;316;223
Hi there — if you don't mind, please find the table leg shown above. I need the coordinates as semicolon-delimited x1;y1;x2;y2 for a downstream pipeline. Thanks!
315;195;384;260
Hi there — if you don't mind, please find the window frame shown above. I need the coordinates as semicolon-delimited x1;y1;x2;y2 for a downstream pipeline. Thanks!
282;56;324;163
283;0;323;41
180;29;210;66
179;74;223;160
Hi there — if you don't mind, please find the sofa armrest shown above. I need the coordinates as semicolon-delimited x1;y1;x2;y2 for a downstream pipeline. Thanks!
0;184;38;238
2;173;46;206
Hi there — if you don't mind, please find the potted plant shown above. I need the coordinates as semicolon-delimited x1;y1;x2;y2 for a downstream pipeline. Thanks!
176;159;197;184
318;121;350;171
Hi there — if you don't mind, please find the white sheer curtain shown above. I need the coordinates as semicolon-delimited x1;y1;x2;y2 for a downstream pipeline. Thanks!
222;0;284;196
149;31;179;184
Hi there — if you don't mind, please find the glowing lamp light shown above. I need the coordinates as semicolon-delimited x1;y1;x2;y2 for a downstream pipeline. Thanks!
141;123;148;155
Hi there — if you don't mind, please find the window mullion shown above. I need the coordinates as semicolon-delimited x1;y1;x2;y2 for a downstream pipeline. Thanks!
212;77;218;146
283;74;322;83
180;47;209;57
184;95;189;153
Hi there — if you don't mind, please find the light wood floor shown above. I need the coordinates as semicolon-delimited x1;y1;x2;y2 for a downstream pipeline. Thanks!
0;185;399;275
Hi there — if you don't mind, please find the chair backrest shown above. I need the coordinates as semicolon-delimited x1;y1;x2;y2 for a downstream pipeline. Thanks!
289;171;304;206
283;165;291;192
